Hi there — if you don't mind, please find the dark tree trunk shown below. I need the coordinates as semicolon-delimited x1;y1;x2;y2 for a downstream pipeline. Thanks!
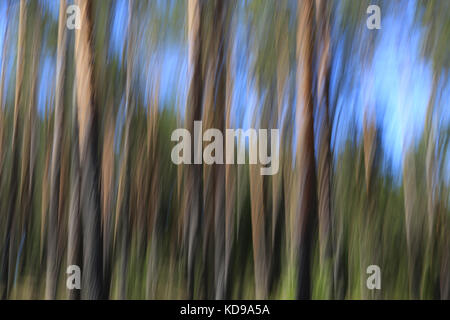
295;0;318;299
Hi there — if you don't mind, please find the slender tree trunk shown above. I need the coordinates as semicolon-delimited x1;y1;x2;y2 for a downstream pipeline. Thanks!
421;75;439;299
315;0;334;297
200;0;229;299
101;111;114;299
224;12;235;299
74;0;103;299
115;0;134;299
1;0;26;299
402;149;422;299
294;0;317;299
184;0;204;299
425;76;438;237
0;2;9;259
146;79;161;299
46;0;67;299
68;84;82;300
249;145;268;299
273;6;288;253
13;4;41;295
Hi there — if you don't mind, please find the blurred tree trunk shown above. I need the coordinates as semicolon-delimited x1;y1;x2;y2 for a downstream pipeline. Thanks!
146;80;160;299
421;75;439;299
101;109;114;299
294;0;317;299
248;87;269;299
1;0;26;299
74;0;104;299
201;0;229;299
115;0;134;299
362;110;380;299
273;4;288;254
68;84;82;300
211;2;227;299
402;149;422;299
93;0;114;299
249;136;268;299
223;6;236;299
46;0;67;299
314;0;333;297
0;3;9;275
425;76;438;237
15;3;41;294
184;0;204;299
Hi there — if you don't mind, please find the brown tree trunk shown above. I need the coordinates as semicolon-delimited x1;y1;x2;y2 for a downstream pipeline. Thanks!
294;0;318;299
101;110;114;299
224;10;235;299
315;0;333;297
201;0;229;299
145;77;161;299
183;0;204;299
74;0;104;299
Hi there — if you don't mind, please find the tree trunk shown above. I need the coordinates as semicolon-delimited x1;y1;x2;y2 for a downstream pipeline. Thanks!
294;0;318;299
315;0;334;297
74;0;103;299
68;84;82;300
101;111;114;299
402;149;422;299
46;0;67;299
184;0;204;299
200;0;229;299
1;0;26;299
115;0;135;300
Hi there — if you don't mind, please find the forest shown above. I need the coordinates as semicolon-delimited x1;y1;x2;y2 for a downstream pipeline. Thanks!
0;0;448;299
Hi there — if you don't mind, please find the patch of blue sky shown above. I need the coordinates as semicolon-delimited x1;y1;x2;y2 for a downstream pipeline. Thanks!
39;0;58;22
329;0;441;183
37;54;55;115
109;0;128;63
0;4;6;109
0;1;6;61
143;44;188;114
368;0;433;180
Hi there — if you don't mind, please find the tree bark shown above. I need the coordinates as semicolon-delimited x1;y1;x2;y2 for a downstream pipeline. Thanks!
294;0;318;299
183;0;204;299
74;0;104;299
